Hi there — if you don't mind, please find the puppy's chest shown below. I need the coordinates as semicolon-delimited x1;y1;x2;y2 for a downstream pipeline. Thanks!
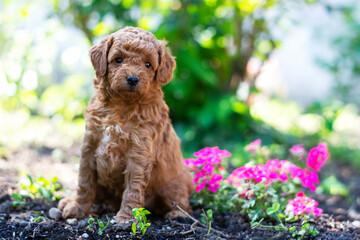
96;124;131;159
95;123;138;176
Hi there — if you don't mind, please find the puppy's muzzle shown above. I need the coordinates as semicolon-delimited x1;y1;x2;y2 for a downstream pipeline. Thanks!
126;75;139;87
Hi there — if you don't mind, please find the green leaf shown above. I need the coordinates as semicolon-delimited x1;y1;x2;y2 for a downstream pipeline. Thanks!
272;202;280;211
206;209;213;220
142;210;151;215
242;198;256;209
251;222;259;229
266;207;276;215
250;209;261;222
131;222;137;235
143;215;147;223
97;219;104;229
132;208;138;216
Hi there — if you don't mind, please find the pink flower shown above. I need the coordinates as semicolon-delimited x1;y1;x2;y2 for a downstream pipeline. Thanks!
246;139;261;152
285;192;323;217
297;192;305;197
192;170;206;184
196;182;206;192
184;158;195;169
207;182;221;192
210;173;223;182
207;157;221;165
194;146;231;159
227;158;320;192
203;163;215;175
279;173;289;182
307;143;330;172
290;144;305;154
185;146;230;193
299;169;319;192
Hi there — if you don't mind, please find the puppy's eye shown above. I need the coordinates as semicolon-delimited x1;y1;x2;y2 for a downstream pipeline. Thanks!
115;58;123;64
145;62;151;69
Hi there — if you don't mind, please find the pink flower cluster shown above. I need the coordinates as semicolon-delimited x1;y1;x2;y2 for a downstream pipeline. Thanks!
184;147;231;193
226;159;319;192
285;192;323;216
290;144;305;154
307;143;330;172
246;139;261;152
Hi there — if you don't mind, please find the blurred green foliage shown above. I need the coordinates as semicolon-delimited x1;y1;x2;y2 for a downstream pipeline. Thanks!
53;0;294;153
317;3;360;104
18;174;61;202
1;0;360;169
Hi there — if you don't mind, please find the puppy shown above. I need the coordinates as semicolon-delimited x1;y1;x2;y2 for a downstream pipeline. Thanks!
58;27;193;223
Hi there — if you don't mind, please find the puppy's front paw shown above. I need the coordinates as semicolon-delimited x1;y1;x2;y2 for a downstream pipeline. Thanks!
115;211;133;224
164;210;187;219
58;198;88;219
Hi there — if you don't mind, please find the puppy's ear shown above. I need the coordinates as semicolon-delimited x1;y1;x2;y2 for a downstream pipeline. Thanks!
89;35;113;77
156;41;176;86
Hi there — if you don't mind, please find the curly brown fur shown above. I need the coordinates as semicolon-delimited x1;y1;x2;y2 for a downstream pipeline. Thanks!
58;27;193;223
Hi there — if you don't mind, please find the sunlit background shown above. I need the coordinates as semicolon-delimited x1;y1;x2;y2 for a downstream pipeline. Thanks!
0;0;360;187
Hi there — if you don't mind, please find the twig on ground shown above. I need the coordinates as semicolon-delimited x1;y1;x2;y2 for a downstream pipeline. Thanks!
171;202;233;239
181;222;198;235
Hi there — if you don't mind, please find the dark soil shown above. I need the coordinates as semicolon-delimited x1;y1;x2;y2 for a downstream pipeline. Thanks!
0;147;359;240
0;190;359;240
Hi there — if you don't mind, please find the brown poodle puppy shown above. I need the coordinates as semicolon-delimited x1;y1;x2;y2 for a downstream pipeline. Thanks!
58;27;193;223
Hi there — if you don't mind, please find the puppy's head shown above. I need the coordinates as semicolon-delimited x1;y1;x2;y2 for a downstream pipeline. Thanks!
89;27;175;101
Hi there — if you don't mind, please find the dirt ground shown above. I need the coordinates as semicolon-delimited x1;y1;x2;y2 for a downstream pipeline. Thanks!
0;146;359;239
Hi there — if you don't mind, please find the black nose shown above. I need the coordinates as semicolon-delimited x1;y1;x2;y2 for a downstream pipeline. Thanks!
126;75;139;86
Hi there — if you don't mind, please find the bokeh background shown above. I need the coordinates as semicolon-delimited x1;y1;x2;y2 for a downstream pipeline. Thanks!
1;0;360;187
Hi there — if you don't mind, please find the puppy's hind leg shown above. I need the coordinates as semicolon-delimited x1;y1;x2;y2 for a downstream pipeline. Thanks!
158;180;193;219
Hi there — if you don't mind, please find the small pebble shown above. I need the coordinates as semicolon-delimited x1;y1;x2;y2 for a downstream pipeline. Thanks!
115;235;120;238
67;218;78;224
77;219;87;228
110;218;117;225
49;207;62;220
352;220;360;228
81;233;89;239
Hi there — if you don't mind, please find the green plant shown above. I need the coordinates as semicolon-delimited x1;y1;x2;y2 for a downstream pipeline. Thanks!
10;193;26;207
252;214;319;239
288;215;319;239
32;216;45;223
201;209;213;234
252;210;319;239
318;175;350;199
131;208;151;236
97;218;110;236
87;217;95;230
86;217;109;236
19;174;61;201
251;202;287;231
187;143;326;238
